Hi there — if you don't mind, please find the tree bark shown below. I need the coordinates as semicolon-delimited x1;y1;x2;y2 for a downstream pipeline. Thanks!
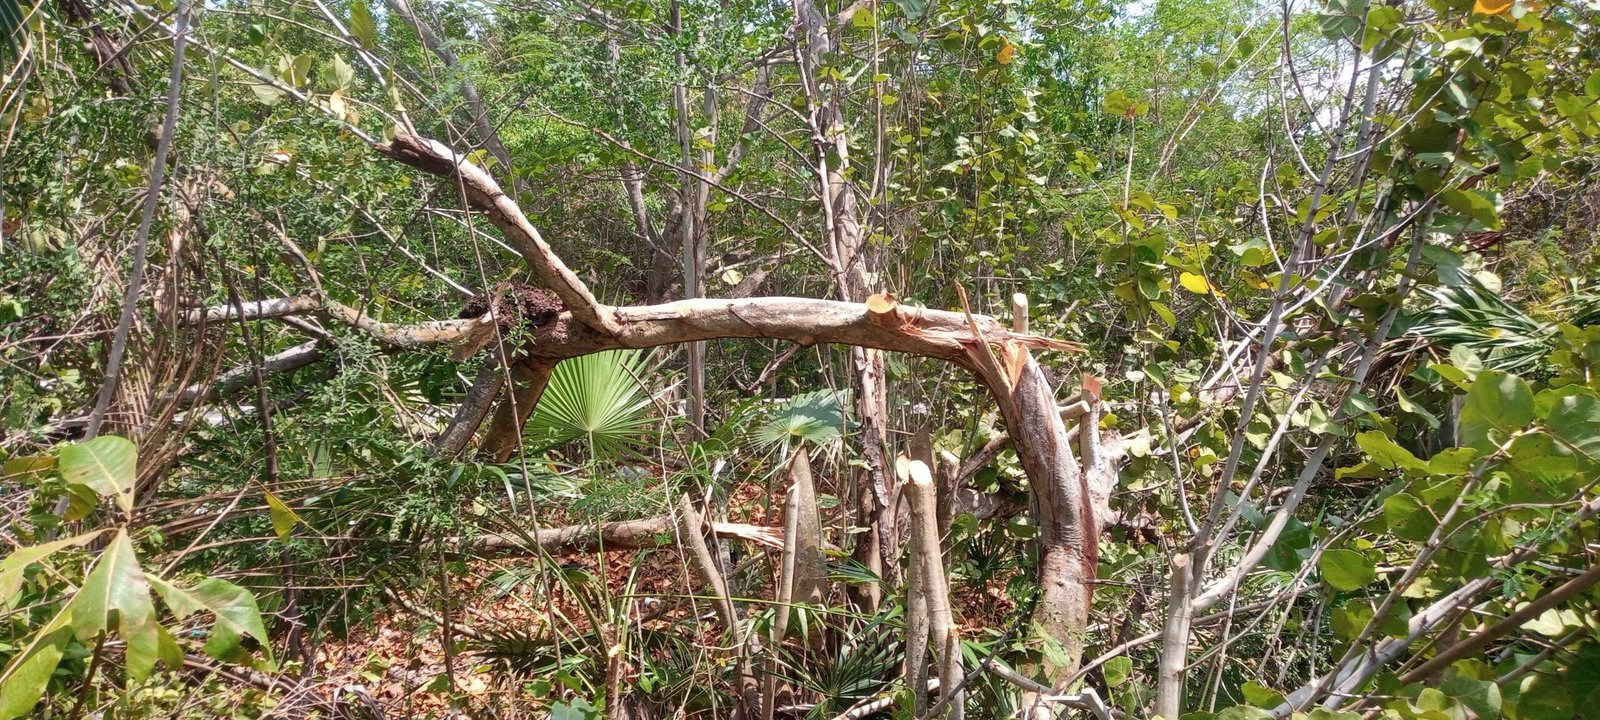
908;460;962;719
480;359;556;462
386;0;526;197
466;516;784;556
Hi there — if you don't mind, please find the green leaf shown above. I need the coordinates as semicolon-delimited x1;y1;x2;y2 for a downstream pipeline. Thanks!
1544;392;1600;462
0;601;75;720
1306;710;1361;720
1331;599;1372;641
1459;370;1534;452
1214;706;1272;720
349;0;375;48
1240;681;1283;706
550;698;599;720
58;435;136;513
1440;661;1501;718
1383;493;1434;542
1319;549;1375;591
330;55;356;90
1356;431;1426;471
1395;386;1441;429
1516;671;1573;720
1567;644;1600;711
73;530;161;682
60;483;98;521
250;82;284;105
1506;432;1578;497
2;453;55;483
264;491;302;539
1103;656;1132;687
529;350;656;458
1101;89;1145;117
1427;447;1478;476
1440;189;1500;229
148;575;275;668
1524;607;1582;636
0;530;105;604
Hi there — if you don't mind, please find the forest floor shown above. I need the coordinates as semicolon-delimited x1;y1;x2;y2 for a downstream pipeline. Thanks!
305;480;1021;717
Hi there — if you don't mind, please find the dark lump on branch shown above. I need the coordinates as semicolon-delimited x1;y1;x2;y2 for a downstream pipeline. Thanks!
457;281;564;329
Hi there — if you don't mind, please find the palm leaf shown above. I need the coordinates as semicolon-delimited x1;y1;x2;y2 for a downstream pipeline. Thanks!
527;350;658;458
1;0;25;60
1409;277;1560;375
750;390;850;456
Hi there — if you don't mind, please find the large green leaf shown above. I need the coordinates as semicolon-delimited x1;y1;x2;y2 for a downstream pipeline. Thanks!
1319;549;1376;591
348;0;375;48
1356;431;1427;471
58;436;137;513
1459;370;1534;453
1544;391;1600;463
1567;644;1600;712
148;575;275;668
1440;661;1501;718
72;529;161;682
0;600;75;720
1505;432;1580;499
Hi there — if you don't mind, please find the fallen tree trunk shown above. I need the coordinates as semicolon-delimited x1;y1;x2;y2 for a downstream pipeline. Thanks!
197;131;1109;690
465;517;786;556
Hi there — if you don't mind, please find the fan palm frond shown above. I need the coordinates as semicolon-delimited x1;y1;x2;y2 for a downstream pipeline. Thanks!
773;610;905;718
527;350;659;459
1;0;27;60
751;390;850;456
1409;278;1560;375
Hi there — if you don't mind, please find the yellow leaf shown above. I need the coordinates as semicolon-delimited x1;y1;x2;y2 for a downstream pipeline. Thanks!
997;42;1015;65
1178;271;1215;295
1473;0;1512;15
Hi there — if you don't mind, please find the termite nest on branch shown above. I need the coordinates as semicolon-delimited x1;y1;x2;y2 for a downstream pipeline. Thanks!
457;281;564;330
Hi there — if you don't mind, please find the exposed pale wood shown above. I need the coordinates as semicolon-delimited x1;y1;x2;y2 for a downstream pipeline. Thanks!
904;459;933;716
1154;553;1193;720
1011;293;1029;333
765;480;802;720
864;292;899;317
908;460;962;719
515;297;1077;362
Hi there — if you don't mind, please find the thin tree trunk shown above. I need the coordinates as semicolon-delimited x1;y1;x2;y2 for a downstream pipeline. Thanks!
908;460;961;718
1154;553;1192;720
480;359;555;462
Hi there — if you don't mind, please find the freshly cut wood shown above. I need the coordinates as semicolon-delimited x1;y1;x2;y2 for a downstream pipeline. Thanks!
1011;293;1029;333
907;460;962;720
